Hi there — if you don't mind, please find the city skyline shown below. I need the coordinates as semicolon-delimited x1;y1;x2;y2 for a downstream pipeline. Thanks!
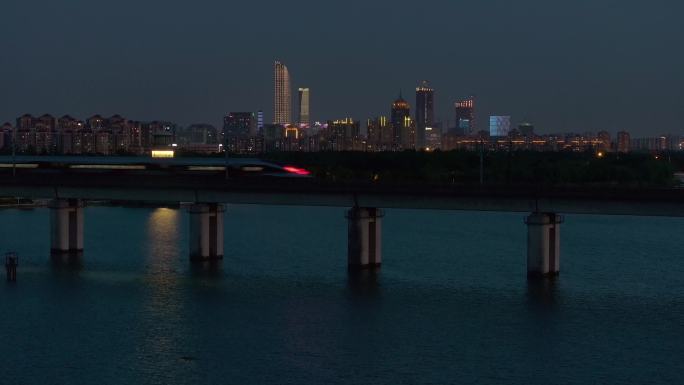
1;0;683;135
6;57;682;138
8;75;678;141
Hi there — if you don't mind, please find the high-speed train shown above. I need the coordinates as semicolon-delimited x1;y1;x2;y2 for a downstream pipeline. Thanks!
0;156;312;178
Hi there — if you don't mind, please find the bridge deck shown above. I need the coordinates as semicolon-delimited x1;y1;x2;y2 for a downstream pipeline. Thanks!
2;171;684;217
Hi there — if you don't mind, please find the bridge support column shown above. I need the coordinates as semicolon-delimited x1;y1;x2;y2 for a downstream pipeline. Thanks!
525;212;563;278
188;203;224;261
347;207;383;270
49;199;84;256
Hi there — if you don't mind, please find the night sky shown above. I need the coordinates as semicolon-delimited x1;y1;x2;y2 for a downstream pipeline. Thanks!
2;0;683;135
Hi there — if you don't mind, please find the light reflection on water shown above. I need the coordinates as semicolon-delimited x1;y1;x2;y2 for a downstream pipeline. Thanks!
146;208;181;272
0;206;683;384
139;208;187;375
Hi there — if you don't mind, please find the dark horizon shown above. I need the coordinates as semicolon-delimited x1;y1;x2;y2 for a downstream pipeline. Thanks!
2;0;683;135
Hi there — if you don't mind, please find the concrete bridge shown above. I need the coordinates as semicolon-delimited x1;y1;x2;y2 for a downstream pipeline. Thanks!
2;166;684;278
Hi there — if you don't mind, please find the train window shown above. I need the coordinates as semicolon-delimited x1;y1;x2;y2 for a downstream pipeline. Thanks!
69;165;146;170
0;163;39;168
240;166;265;172
187;166;226;171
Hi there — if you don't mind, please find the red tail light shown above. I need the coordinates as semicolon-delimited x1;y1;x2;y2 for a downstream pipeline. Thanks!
283;166;311;175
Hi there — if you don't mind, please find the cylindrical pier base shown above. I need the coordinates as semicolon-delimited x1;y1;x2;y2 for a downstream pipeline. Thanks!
525;212;563;278
49;199;85;256
5;254;18;282
347;207;383;270
188;203;225;261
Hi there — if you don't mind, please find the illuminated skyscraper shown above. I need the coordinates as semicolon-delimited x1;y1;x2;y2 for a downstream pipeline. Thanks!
454;96;475;135
415;81;434;150
298;88;310;127
391;92;411;149
274;61;291;125
489;116;511;137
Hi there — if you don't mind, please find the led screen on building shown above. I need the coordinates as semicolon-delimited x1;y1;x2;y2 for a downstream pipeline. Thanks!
489;116;511;137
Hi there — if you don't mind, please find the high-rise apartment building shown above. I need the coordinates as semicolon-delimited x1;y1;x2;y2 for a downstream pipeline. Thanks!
400;116;416;150
185;124;218;145
325;118;361;151
454;96;475;135
224;112;256;139
274;61;291;125
425;123;442;151
617;131;631;153
631;136;667;152
391;92;411;149
224;112;257;153
415;81;434;150
0;122;10;150
597;130;611;151
298;88;310;127
367;116;391;150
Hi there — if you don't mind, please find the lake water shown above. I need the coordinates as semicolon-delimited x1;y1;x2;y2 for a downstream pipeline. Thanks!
1;205;683;384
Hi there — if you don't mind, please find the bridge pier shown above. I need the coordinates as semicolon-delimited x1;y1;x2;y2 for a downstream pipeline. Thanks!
347;207;383;270
49;199;85;256
188;203;224;261
525;212;563;278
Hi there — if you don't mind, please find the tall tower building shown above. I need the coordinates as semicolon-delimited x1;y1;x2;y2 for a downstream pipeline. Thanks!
298;88;310;127
454;96;475;135
391;92;411;149
274;61;291;125
415;80;434;150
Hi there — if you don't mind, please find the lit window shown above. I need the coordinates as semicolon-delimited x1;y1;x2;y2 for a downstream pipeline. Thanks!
151;150;174;158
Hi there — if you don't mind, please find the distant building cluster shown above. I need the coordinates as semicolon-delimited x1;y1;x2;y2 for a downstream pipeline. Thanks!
3;60;682;156
0;114;175;155
208;61;684;155
441;129;683;153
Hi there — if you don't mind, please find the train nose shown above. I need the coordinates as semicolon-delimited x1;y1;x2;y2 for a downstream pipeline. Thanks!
282;166;311;176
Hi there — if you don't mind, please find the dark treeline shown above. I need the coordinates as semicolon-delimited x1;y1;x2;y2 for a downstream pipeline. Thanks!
2;147;677;188
257;151;678;188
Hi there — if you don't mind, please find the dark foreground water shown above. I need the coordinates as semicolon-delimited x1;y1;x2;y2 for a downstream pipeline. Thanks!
1;205;683;384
